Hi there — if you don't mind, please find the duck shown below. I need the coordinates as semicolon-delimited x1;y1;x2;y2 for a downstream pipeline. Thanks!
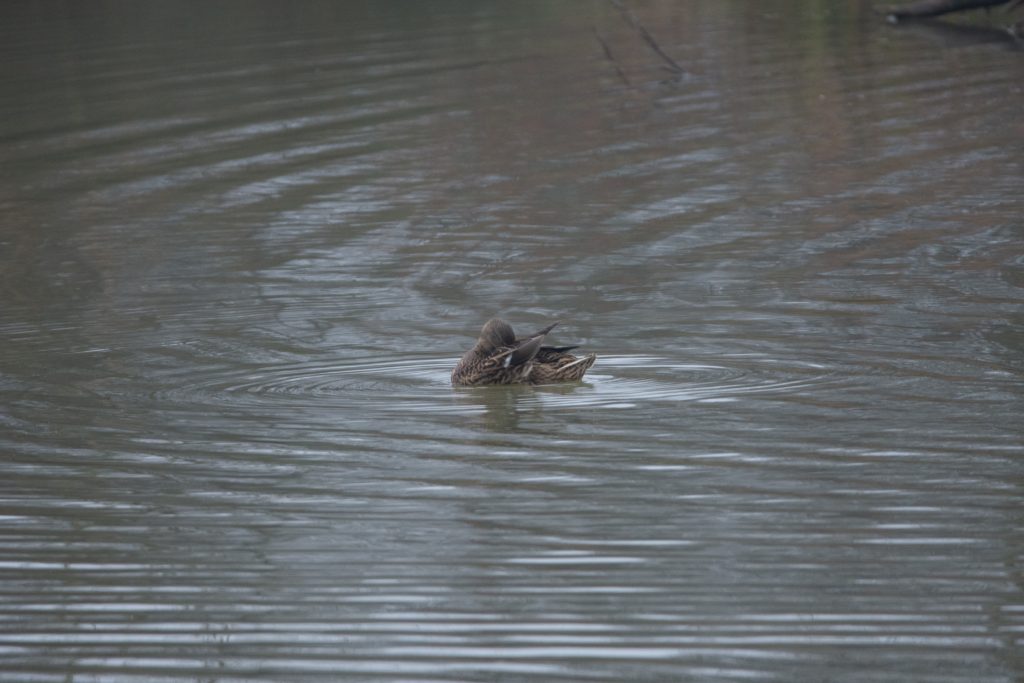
451;318;597;386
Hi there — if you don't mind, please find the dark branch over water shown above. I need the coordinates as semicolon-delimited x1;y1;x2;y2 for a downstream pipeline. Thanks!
608;0;686;76
593;27;633;87
886;0;1020;19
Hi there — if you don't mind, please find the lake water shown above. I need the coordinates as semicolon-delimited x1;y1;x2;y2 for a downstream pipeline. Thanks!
1;1;1023;681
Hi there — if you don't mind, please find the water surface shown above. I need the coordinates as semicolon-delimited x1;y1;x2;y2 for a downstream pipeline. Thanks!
1;1;1023;681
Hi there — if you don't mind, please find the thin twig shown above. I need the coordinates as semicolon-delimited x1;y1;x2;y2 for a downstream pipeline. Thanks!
593;27;633;87
608;0;685;75
885;0;1013;19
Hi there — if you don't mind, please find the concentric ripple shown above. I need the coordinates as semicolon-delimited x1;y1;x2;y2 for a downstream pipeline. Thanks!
154;353;834;415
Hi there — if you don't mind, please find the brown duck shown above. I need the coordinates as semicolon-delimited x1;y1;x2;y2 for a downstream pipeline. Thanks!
451;318;597;386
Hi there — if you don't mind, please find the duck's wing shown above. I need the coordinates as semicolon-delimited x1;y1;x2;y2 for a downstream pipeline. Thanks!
521;321;559;340
505;334;546;367
497;322;559;368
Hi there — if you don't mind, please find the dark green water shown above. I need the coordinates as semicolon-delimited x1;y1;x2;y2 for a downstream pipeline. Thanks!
1;1;1023;681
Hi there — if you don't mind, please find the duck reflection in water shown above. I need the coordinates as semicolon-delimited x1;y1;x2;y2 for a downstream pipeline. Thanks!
451;318;596;386
456;381;589;432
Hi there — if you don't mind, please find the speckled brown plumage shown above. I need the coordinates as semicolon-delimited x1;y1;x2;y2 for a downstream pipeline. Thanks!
451;318;596;386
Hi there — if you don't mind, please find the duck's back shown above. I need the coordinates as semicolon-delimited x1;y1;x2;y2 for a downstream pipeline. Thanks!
451;347;535;386
530;350;597;383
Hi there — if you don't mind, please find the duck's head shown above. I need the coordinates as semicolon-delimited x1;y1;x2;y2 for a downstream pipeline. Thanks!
477;317;516;352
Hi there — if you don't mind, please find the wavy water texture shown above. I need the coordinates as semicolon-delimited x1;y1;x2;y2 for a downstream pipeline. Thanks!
1;1;1023;682
147;353;835;415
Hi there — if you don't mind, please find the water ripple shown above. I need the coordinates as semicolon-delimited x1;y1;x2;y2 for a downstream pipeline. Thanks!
2;2;1022;682
151;353;835;416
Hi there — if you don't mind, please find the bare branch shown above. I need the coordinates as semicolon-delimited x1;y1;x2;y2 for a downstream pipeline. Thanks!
608;0;686;76
886;0;1014;19
593;27;633;87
